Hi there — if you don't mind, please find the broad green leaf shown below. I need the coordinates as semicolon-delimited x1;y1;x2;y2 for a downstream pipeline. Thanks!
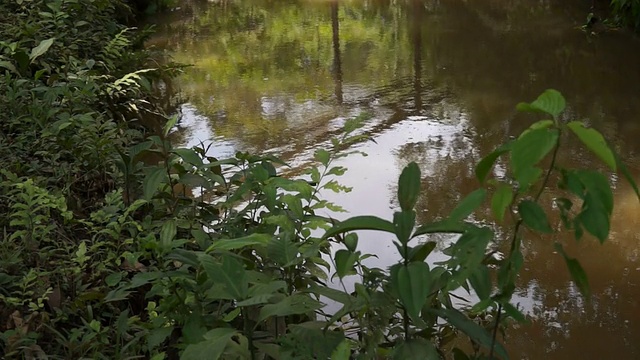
393;210;416;244
148;326;174;350
409;242;437;262
449;189;487;222
491;185;513;223
334;250;358;279
392;262;431;323
431;308;508;359
143;167;168;200
343;233;358;252
516;89;565;119
567;121;616;171
322;216;395;239
267;236;299;267
475;144;510;183
468;266;491;300
510;128;558;188
305;283;355;305
392;338;439;360
503;303;528;323
282;194;304;219
331;340;351;360
160;219;177;249
173;148;203;167
578;195;610;243
29;38;54;62
555;243;590;298
181;328;236;360
258;294;323;322
398;162;421;211
198;254;248;300
576;170;614;215
206;233;272;252
518;200;553;233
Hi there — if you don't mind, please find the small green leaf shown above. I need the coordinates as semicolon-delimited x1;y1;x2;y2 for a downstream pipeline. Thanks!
206;233;272;252
163;115;179;136
567;121;616;171
314;149;331;166
199;254;248;300
491;185;513;223
29;38;54;62
160;220;177;249
510;128;558;188
431;308;508;359
516;89;565;119
334;250;358;279
475;144;510;183
554;243;590;298
411;219;468;238
449;189;487;222
0;60;18;74
258;294;323;322
616;152;640;200
143;167;168;200
518;200;553;233
322;216;395;240
173;148;203;167
393;210;416;244
468;266;491;300
398;162;421;211
392;262;431;323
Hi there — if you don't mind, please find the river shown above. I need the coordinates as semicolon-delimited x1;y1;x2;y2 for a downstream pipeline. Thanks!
147;0;640;358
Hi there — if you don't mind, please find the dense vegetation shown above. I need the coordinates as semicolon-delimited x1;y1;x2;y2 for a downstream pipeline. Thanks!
1;0;639;359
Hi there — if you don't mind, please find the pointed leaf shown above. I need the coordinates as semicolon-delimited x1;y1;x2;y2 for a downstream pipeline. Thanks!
491;185;513;223
160;219;177;249
334;249;358;279
322;216;395;239
510;128;558;188
398;162;421;211
143;167;168;200
392;338;439;360
516;89;565;119
567;121;616;171
431;308;508;359
331;340;351;360
554;243;590;298
393;210;416;244
475;143;511;183
409;242;437;262
206;233;272;252
173;148;203;167
29;38;54;62
392;262;431;323
449;189;486;222
518;200;553;233
199;254;248;300
258;294;323;322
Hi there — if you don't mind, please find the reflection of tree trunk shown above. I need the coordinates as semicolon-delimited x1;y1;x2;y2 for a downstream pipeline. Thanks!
412;0;423;113
331;1;343;104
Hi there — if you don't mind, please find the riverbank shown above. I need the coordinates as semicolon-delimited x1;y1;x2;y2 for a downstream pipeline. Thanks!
0;0;183;357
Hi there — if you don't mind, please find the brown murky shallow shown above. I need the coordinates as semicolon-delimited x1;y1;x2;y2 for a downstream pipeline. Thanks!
148;0;640;357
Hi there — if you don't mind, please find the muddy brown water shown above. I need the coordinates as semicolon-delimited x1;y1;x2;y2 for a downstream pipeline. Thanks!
148;0;640;357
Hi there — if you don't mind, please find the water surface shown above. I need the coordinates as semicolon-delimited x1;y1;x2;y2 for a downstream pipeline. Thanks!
149;0;640;357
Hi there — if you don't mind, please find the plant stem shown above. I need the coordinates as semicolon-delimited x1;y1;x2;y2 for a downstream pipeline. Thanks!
490;133;561;358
